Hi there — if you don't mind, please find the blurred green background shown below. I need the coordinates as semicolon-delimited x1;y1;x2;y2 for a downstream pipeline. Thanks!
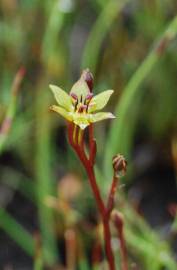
0;0;177;269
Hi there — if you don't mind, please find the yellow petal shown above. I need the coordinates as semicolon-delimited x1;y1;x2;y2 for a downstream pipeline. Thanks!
88;90;114;113
50;105;73;121
70;79;90;99
90;112;115;123
72;113;90;129
49;84;73;111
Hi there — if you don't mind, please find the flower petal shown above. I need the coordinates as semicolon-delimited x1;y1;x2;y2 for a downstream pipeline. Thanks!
88;90;114;113
49;84;73;111
72;113;90;129
50;105;73;121
70;79;90;99
90;112;115;123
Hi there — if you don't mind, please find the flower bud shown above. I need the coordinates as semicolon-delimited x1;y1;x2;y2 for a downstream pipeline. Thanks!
81;68;94;92
112;154;127;177
111;210;124;229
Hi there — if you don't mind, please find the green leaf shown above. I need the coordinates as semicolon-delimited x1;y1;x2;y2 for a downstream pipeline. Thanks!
49;84;73;111
50;105;73;121
89;90;114;113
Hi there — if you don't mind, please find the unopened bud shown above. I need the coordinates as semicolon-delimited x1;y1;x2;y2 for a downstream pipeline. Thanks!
81;68;94;92
112;154;127;177
111;210;124;229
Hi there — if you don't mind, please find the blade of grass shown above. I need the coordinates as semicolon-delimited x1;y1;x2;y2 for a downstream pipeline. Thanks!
41;0;66;64
104;14;177;180
0;207;35;257
81;0;129;74
1;168;36;203
0;68;25;153
124;206;177;270
78;259;90;270
36;0;68;264
34;234;44;270
34;256;43;270
35;86;58;265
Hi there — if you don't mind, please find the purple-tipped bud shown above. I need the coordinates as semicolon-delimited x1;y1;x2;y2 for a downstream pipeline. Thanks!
112;154;127;177
81;68;94;92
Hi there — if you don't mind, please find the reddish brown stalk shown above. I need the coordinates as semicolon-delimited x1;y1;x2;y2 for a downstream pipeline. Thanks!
67;122;115;270
65;229;77;270
89;124;96;165
103;218;115;270
112;211;128;270
92;240;102;266
89;124;94;149
107;174;119;217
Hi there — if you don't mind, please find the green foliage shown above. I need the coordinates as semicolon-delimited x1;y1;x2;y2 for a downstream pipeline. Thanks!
0;0;177;269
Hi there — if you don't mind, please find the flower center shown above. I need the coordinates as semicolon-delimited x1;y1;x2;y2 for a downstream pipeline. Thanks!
70;93;94;113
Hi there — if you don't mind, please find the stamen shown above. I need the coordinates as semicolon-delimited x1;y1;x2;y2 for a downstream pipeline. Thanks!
74;100;78;111
78;104;87;113
85;93;94;112
86;93;94;101
70;93;78;100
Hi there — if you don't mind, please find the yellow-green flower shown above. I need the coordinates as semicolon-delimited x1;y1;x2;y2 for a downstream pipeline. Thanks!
50;77;115;130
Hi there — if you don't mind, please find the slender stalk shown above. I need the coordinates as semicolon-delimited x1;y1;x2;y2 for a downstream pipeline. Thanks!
112;211;128;270
65;229;77;270
83;164;105;217
67;122;115;270
103;218;115;270
89;124;96;165
107;174;119;216
80;161;115;270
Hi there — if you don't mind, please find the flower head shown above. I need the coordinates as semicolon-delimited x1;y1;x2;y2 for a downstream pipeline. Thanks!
50;69;115;129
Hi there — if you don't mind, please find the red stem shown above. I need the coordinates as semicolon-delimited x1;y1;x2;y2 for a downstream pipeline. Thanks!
107;175;119;217
113;212;128;270
119;229;128;270
103;218;116;270
67;123;115;270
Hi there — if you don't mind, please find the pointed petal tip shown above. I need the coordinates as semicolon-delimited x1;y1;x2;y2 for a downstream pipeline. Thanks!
110;113;116;118
106;89;114;97
49;84;56;91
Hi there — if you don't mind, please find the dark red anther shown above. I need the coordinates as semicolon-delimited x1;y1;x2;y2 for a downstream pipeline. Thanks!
86;93;94;100
70;93;78;100
81;68;94;92
78;104;87;113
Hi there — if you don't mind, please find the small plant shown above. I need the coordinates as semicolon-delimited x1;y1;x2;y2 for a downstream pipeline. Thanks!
50;69;128;270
